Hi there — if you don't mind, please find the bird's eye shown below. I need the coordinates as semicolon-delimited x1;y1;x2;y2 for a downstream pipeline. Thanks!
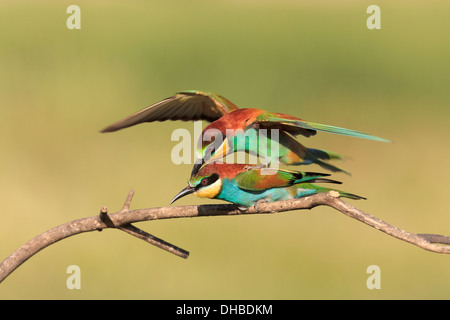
201;178;208;186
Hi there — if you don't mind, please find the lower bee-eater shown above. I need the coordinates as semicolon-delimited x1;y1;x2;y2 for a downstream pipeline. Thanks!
170;162;365;208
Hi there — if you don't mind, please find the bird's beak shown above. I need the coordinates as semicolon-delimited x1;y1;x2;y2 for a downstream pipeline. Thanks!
190;161;204;178
170;186;195;204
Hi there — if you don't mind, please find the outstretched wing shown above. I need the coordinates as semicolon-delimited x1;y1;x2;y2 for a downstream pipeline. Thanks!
234;167;338;191
101;90;239;133
252;112;390;142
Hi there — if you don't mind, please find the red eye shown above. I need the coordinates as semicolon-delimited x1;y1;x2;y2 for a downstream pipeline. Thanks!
201;178;208;186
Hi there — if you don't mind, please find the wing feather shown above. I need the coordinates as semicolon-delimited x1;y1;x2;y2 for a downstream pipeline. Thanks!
101;90;239;132
235;168;333;191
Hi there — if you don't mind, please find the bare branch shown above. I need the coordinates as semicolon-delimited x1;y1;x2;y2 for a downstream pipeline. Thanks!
118;224;189;259
0;190;449;284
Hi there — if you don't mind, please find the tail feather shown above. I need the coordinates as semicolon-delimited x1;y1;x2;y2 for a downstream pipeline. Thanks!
281;169;365;200
292;173;343;186
269;115;390;142
296;182;366;200
300;121;390;143
335;190;367;200
291;171;331;184
306;148;344;161
314;159;350;175
309;178;342;185
295;148;350;175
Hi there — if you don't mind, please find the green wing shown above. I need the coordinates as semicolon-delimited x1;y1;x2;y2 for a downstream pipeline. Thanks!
101;90;239;133
235;167;337;191
253;112;390;142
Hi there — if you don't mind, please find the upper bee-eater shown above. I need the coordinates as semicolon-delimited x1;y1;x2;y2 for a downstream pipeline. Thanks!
101;90;389;177
170;162;365;208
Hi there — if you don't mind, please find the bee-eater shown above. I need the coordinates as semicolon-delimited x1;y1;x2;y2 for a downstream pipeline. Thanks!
101;90;389;177
170;162;365;208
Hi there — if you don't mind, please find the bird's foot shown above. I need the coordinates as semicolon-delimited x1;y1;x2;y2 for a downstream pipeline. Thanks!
254;199;268;212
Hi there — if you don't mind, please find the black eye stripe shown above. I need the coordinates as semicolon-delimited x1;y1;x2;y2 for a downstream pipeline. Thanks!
209;174;219;184
197;174;219;189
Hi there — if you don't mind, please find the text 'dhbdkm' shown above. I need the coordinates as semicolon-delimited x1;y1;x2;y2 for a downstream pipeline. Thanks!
176;304;273;317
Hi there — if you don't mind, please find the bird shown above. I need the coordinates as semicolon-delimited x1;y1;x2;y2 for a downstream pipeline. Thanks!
170;162;365;208
101;90;389;177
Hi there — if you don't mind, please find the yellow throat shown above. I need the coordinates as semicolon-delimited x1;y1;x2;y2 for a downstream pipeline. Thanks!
193;178;223;199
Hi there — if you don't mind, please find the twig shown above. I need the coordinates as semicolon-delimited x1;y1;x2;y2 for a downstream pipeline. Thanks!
118;224;189;259
0;190;449;284
98;192;189;258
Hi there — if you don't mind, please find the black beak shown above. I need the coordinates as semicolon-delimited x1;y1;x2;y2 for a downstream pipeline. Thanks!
170;186;195;204
190;161;204;178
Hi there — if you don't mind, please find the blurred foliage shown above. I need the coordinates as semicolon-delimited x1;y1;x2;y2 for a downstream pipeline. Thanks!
0;0;449;299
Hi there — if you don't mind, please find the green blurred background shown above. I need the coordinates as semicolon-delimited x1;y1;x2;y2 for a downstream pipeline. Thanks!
1;0;449;299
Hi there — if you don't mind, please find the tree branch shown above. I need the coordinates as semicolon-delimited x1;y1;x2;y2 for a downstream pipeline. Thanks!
1;190;449;284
